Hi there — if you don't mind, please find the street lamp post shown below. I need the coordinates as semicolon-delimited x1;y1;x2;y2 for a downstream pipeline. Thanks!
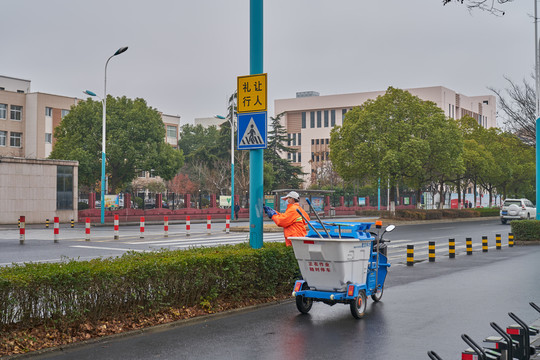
216;96;235;220
92;47;128;224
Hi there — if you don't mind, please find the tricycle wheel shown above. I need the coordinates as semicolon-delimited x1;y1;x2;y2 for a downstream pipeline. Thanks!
371;286;384;302
350;290;367;319
296;295;313;314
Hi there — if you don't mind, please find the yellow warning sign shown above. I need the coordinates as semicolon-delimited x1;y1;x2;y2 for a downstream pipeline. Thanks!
237;73;267;113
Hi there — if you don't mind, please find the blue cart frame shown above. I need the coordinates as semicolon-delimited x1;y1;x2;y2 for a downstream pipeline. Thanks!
291;221;393;319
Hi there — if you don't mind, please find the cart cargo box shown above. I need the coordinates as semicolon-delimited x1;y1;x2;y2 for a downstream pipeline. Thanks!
290;222;374;292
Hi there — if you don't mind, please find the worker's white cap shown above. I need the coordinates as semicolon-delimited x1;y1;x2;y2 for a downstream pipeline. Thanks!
281;191;300;200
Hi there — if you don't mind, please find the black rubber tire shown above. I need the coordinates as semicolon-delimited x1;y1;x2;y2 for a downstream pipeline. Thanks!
501;218;507;224
371;286;384;302
296;295;313;314
350;290;367;319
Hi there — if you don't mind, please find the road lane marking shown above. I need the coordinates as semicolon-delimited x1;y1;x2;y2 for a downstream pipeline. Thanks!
71;245;147;252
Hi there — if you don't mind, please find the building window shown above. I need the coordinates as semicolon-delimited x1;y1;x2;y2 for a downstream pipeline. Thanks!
57;165;73;210
298;152;301;162
310;111;315;128
292;133;296;146
0;104;6;119
288;152;291;160
166;125;177;138
317;111;321;128
138;170;146;178
0;131;6;146
301;112;306;128
45;107;53;117
292;152;296;162
324;110;329;127
311;139;314;145
61;109;69;118
316;139;319;145
10;105;22;121
298;133;301;146
45;133;52;144
342;109;347;120
149;170;156;178
10;132;22;147
326;138;329;144
331;109;336;127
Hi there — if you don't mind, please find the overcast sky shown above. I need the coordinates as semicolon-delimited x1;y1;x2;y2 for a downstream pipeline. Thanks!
1;0;534;125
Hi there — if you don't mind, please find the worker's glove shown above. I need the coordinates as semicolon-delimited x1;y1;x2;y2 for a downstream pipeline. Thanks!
263;206;277;219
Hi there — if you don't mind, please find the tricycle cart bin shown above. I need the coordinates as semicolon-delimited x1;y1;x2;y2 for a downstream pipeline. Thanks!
290;221;392;319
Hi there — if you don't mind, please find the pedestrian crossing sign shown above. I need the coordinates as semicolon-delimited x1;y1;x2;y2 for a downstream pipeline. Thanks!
237;111;267;150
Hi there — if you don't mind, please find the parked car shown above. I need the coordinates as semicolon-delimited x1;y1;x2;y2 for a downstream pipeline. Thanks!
500;198;536;224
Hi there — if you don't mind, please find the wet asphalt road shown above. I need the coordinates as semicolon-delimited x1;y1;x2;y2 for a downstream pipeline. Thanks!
24;243;540;360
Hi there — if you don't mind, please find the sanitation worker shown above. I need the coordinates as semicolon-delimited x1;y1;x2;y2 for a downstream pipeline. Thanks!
263;191;310;246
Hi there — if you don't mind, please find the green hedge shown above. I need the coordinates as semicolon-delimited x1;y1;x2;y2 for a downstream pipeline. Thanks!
510;220;540;241
0;243;298;329
356;209;486;220
355;208;499;220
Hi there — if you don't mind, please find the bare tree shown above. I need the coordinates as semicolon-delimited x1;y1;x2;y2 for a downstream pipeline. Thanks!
206;159;231;195
442;0;513;15
489;75;537;144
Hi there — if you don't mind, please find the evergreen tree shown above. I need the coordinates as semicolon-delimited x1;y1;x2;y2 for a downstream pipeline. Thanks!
264;113;304;191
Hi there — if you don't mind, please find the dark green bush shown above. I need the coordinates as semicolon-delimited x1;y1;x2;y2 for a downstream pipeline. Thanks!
78;201;89;210
0;243;298;330
356;209;483;220
472;208;500;217
511;220;540;241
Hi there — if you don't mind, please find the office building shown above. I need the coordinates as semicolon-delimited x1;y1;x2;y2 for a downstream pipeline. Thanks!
274;86;496;187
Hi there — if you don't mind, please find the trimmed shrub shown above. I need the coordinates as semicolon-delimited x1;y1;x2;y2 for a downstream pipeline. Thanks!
511;220;540;241
356;209;482;220
0;243;298;330
472;208;500;217
78;201;89;210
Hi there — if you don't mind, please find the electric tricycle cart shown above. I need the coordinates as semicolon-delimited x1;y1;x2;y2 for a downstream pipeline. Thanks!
290;218;394;319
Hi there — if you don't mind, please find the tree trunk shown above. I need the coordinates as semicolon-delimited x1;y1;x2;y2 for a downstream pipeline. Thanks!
416;188;422;209
457;180;462;209
438;181;445;209
389;181;396;215
473;180;477;208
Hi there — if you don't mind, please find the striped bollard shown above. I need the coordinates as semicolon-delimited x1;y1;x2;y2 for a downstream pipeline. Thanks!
18;218;20;229
19;216;25;245
164;216;169;237
140;217;145;238
85;217;91;241
53;217;59;243
448;238;455;259
225;215;230;234
70;219;74;228
207;215;211;235
46;218;49;228
495;233;501;250
186;216;191;236
482;236;488;252
407;245;414;266
466;237;473;255
428;241;435;262
114;214;119;240
508;232;514;247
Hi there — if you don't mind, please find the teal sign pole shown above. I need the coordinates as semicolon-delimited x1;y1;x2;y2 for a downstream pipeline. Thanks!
249;0;264;248
536;118;540;220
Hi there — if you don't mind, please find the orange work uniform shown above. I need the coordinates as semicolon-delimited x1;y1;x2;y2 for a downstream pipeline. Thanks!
271;203;310;246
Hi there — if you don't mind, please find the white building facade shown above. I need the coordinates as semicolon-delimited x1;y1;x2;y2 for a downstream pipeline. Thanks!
274;86;496;188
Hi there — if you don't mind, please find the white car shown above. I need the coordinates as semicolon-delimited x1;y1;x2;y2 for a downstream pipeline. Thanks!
500;198;536;224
